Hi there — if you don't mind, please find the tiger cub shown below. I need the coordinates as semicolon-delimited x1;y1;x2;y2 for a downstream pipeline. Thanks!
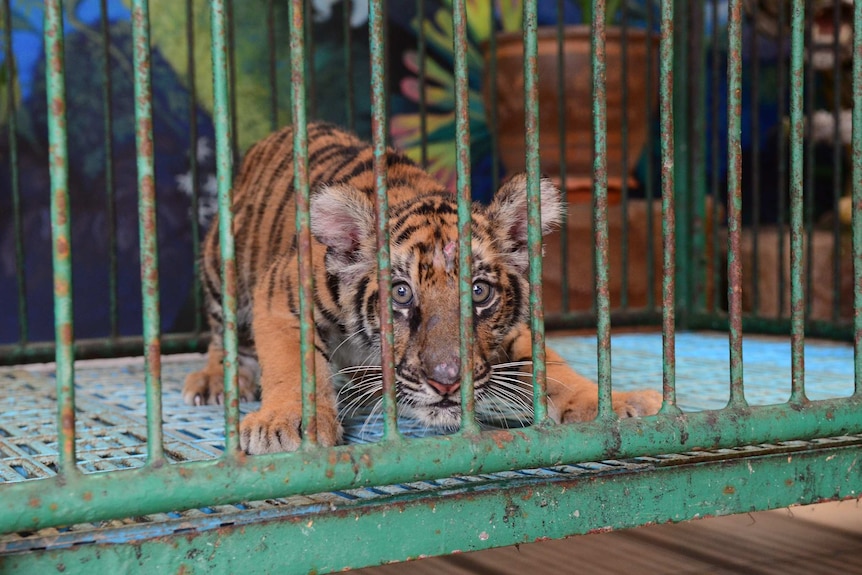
183;122;662;454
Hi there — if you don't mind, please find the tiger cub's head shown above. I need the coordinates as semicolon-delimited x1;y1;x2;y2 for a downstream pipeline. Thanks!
310;174;563;429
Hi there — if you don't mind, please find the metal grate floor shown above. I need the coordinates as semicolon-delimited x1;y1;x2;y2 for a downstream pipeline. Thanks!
0;332;856;552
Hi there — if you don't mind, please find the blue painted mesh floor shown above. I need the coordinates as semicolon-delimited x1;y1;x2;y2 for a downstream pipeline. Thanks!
0;332;853;484
552;333;855;410
0;332;855;478
0;332;857;551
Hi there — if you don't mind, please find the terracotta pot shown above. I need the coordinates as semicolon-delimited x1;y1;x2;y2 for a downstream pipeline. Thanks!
485;25;659;199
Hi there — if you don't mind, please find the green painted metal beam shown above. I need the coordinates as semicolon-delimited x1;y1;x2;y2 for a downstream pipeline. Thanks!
3;441;860;574
2;397;861;535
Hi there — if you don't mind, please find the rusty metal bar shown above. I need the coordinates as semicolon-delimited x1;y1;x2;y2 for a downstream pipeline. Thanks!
44;0;77;475
524;0;549;423
211;0;241;452
286;0;319;447
452;0;477;432
659;0;676;408
369;0;399;439
131;0;165;463
726;0;746;407
591;0;612;419
788;0;806;403
3;398;862;535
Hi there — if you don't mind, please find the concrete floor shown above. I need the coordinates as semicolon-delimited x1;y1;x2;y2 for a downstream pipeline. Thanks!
351;500;862;574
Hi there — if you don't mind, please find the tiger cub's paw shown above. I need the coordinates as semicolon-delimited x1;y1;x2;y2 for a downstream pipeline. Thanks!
610;389;663;419
239;407;343;454
183;365;257;406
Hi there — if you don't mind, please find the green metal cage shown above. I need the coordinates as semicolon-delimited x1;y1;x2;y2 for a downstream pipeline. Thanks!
1;0;861;572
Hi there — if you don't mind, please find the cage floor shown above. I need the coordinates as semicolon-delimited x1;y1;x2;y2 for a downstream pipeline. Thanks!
0;332;856;553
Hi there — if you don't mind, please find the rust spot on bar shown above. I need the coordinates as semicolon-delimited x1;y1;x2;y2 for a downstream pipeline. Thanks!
723;486;735;495
28;498;41;508
51;97;64;118
82;492;92;502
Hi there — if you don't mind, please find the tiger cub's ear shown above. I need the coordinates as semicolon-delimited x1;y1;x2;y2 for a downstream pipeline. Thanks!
486;174;564;269
310;184;376;257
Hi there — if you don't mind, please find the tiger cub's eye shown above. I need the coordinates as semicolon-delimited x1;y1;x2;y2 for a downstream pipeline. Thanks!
472;281;494;305
392;282;414;306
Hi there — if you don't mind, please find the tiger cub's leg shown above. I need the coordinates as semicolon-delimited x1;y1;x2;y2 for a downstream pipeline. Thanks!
183;315;257;406
545;346;663;422
504;325;662;421
239;260;343;454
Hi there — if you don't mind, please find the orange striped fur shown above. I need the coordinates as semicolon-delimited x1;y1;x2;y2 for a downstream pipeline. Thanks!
183;123;661;454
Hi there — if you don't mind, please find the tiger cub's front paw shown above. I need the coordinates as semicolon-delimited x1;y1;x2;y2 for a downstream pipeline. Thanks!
183;365;257;406
239;407;343;454
610;389;663;418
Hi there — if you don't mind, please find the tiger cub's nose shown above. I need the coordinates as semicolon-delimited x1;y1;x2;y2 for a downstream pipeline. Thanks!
426;358;461;396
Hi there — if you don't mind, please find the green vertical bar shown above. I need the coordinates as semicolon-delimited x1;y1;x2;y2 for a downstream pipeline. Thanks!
590;0;612;419
452;0;477;433
288;0;320;447
788;0;805;403
853;0;862;395
44;0;76;474
726;0;746;407
659;0;676;408
100;0;118;340
4;0;27;346
131;0;164;463
369;0;399;438
524;0;549;424
210;0;240;453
